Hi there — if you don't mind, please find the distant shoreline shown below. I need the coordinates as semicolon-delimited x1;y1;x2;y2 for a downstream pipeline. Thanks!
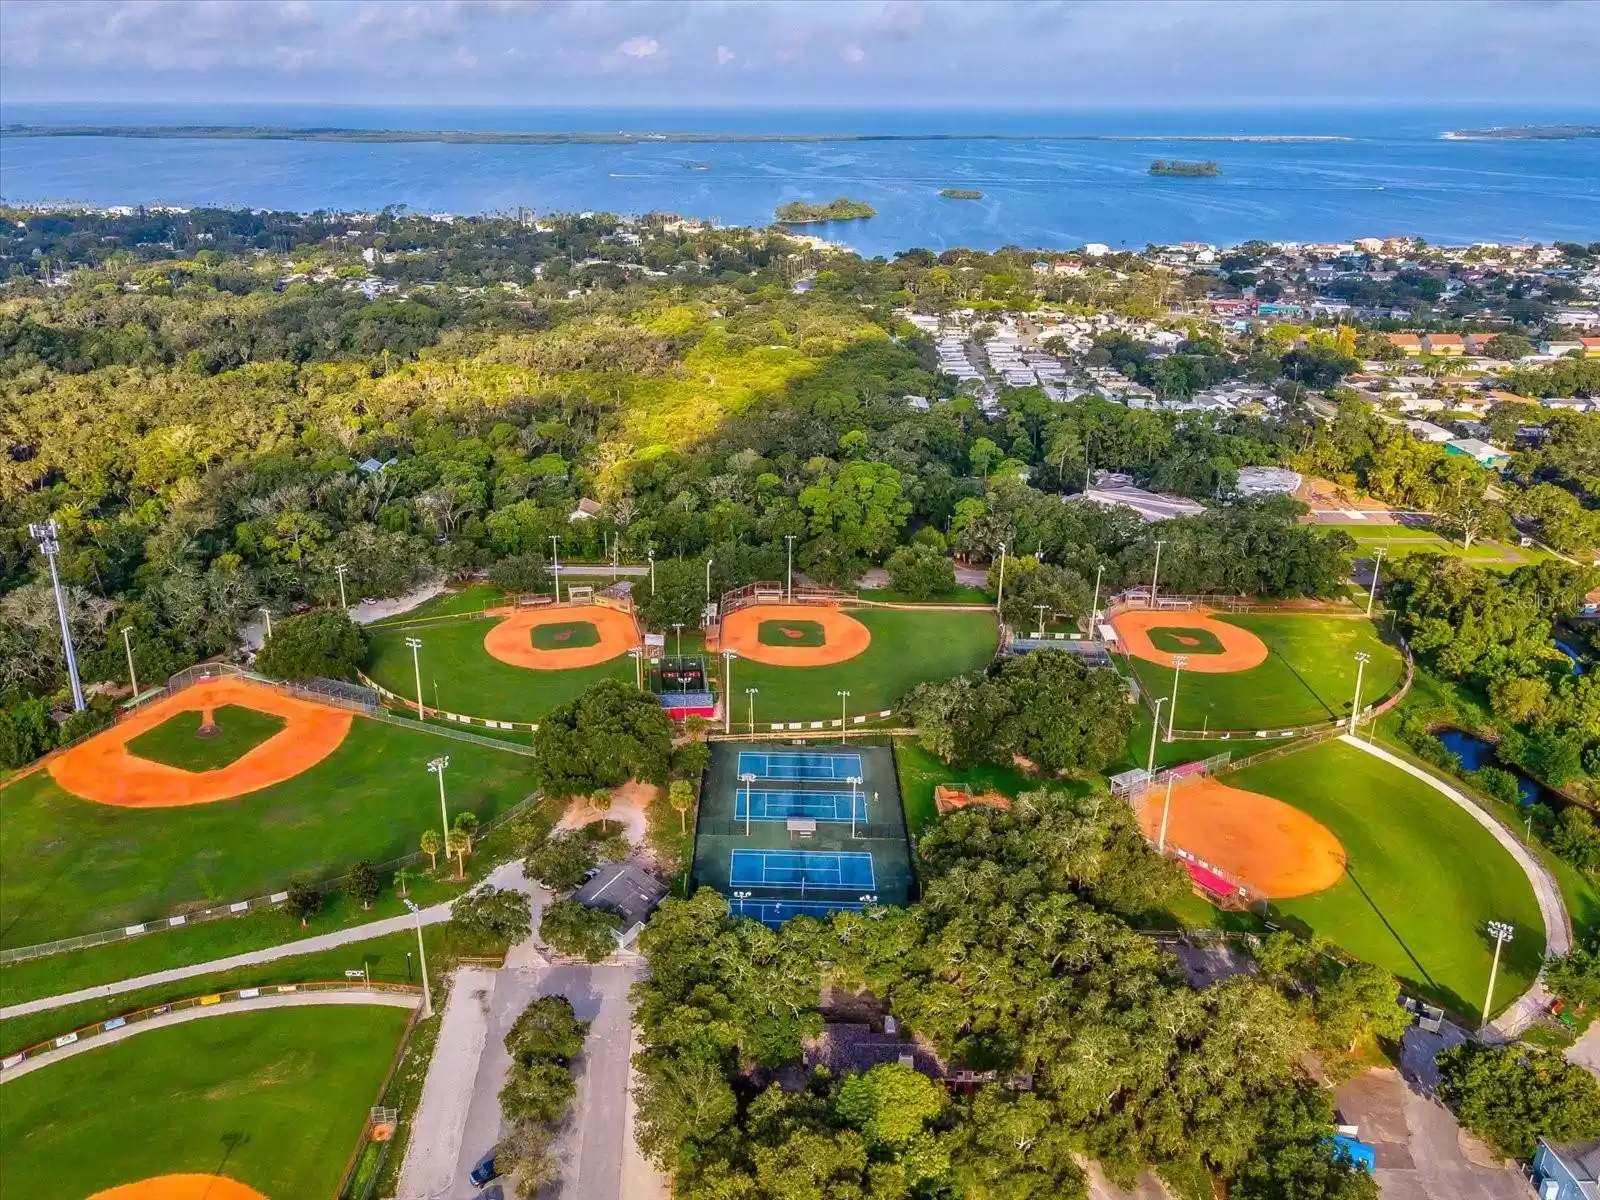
0;124;1354;147
1441;125;1600;141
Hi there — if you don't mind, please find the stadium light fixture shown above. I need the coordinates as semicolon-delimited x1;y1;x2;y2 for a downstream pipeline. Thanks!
402;898;431;1018
334;562;349;610
784;534;796;601
1146;696;1167;775
1349;651;1371;735
427;755;451;849
1166;655;1188;742
1481;921;1514;1033
259;606;273;641
1150;539;1167;606
1366;546;1386;617
837;690;851;742
739;771;756;837
405;636;425;717
995;541;1007;617
121;626;139;699
29;521;85;712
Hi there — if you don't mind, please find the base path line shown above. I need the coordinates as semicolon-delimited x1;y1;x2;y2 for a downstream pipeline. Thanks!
1;860;532;1022
1;990;420;1082
1336;735;1570;1036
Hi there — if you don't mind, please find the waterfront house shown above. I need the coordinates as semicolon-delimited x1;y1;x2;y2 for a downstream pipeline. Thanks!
1534;1137;1600;1200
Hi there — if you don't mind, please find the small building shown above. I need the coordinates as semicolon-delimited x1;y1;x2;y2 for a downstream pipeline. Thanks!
1235;466;1303;497
1421;333;1466;356
1544;340;1585;357
1581;337;1600;359
1444;438;1511;468
1404;419;1455;443
1534;1136;1600;1200
1486;389;1539;406
1387;333;1423;356
572;863;668;948
356;456;397;476
1077;473;1206;523
568;498;603;522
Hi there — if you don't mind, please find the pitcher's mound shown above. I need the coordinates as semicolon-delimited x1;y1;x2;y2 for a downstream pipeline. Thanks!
1111;608;1268;673
1136;777;1346;898
90;1176;267;1200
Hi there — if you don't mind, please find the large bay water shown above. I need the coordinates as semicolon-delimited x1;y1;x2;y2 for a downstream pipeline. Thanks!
2;104;1598;253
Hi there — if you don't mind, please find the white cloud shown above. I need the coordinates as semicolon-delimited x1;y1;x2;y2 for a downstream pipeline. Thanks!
716;44;736;65
841;43;866;65
618;36;659;58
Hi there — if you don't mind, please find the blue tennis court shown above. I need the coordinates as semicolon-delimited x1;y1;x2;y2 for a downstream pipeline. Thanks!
729;849;876;890
737;750;864;782
733;789;868;822
733;897;866;928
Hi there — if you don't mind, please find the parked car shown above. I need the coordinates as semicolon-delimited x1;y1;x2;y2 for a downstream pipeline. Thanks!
469;1157;498;1187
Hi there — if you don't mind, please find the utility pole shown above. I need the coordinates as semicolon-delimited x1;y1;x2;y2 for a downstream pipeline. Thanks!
1349;651;1370;734
995;542;1007;617
1366;546;1386;618
402;899;431;1019
1167;655;1188;742
334;563;349;610
121;626;139;700
746;686;759;734
1146;696;1167;775
1150;539;1167;607
427;755;451;851
1157;774;1176;853
405;637;425;717
1480;921;1514;1033
784;534;796;601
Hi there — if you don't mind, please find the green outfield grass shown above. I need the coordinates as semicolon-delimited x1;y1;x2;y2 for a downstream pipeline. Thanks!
0;718;533;947
731;607;998;725
365;615;634;720
1230;738;1545;1021
530;620;600;650
1122;613;1406;732
0;1005;409;1199
759;618;826;647
125;705;286;771
1324;523;1553;568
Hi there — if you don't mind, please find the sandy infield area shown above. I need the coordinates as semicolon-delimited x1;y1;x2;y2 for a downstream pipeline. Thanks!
1111;608;1269;673
717;604;871;667
482;604;639;669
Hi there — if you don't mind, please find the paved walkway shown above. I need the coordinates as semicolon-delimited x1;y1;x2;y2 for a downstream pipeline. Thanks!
1;989;419;1081
2;859;535;1022
1337;736;1570;1036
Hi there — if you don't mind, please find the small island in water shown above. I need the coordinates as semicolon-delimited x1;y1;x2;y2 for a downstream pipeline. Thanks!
1442;125;1600;141
939;188;984;200
1149;159;1220;177
774;197;877;223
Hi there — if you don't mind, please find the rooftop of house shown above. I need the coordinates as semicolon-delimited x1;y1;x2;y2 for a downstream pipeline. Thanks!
572;863;668;934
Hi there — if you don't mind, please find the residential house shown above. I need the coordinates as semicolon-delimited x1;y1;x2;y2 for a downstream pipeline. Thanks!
1581;337;1600;358
1534;1137;1600;1200
1444;438;1511;468
1464;332;1503;356
1544;340;1586;357
1404;420;1454;443
1421;333;1466;356
1485;389;1539;406
568;498;603;522
1387;333;1424;356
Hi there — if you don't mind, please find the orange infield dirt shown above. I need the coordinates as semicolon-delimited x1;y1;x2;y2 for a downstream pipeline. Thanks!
482;604;639;669
1136;777;1347;899
48;679;352;809
89;1174;267;1200
718;604;872;667
1110;607;1269;673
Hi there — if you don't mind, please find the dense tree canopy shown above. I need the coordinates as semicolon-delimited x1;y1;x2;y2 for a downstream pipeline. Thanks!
531;679;675;797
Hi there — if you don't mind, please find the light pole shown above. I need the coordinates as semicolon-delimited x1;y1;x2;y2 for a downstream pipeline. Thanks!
629;647;643;689
746;686;759;733
1366;546;1386;618
733;890;751;918
334;562;349;610
28;521;84;711
995;541;1007;617
1034;604;1049;636
838;690;851;740
1150;539;1167;607
740;772;756;837
427;756;451;851
402;899;432;1019
1157;774;1176;853
549;535;561;602
1166;655;1188;742
705;557;714;607
784;534;797;601
672;622;684;660
1146;696;1167;775
405;637;425;717
1090;563;1104;624
259;606;273;641
121;626;139;699
1481;921;1514;1032
1349;651;1370;735
848;775;863;839
648;548;656;595
723;650;735;734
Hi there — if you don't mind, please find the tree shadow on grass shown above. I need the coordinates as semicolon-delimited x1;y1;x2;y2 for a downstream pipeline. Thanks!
211;1131;250;1186
1269;644;1339;722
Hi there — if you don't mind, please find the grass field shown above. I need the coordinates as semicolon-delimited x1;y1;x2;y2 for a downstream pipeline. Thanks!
1122;614;1406;732
0;1005;409;1199
124;705;286;771
731;607;998;724
0;717;533;948
366;614;633;720
1324;523;1553;570
1230;738;1545;1020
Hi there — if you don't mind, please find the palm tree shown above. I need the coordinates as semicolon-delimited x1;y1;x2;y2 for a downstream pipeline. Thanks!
420;829;442;873
445;827;471;880
452;810;479;852
669;779;695;835
590;789;613;834
394;866;412;898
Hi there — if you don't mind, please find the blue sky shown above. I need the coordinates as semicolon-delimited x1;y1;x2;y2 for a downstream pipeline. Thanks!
2;0;1598;109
